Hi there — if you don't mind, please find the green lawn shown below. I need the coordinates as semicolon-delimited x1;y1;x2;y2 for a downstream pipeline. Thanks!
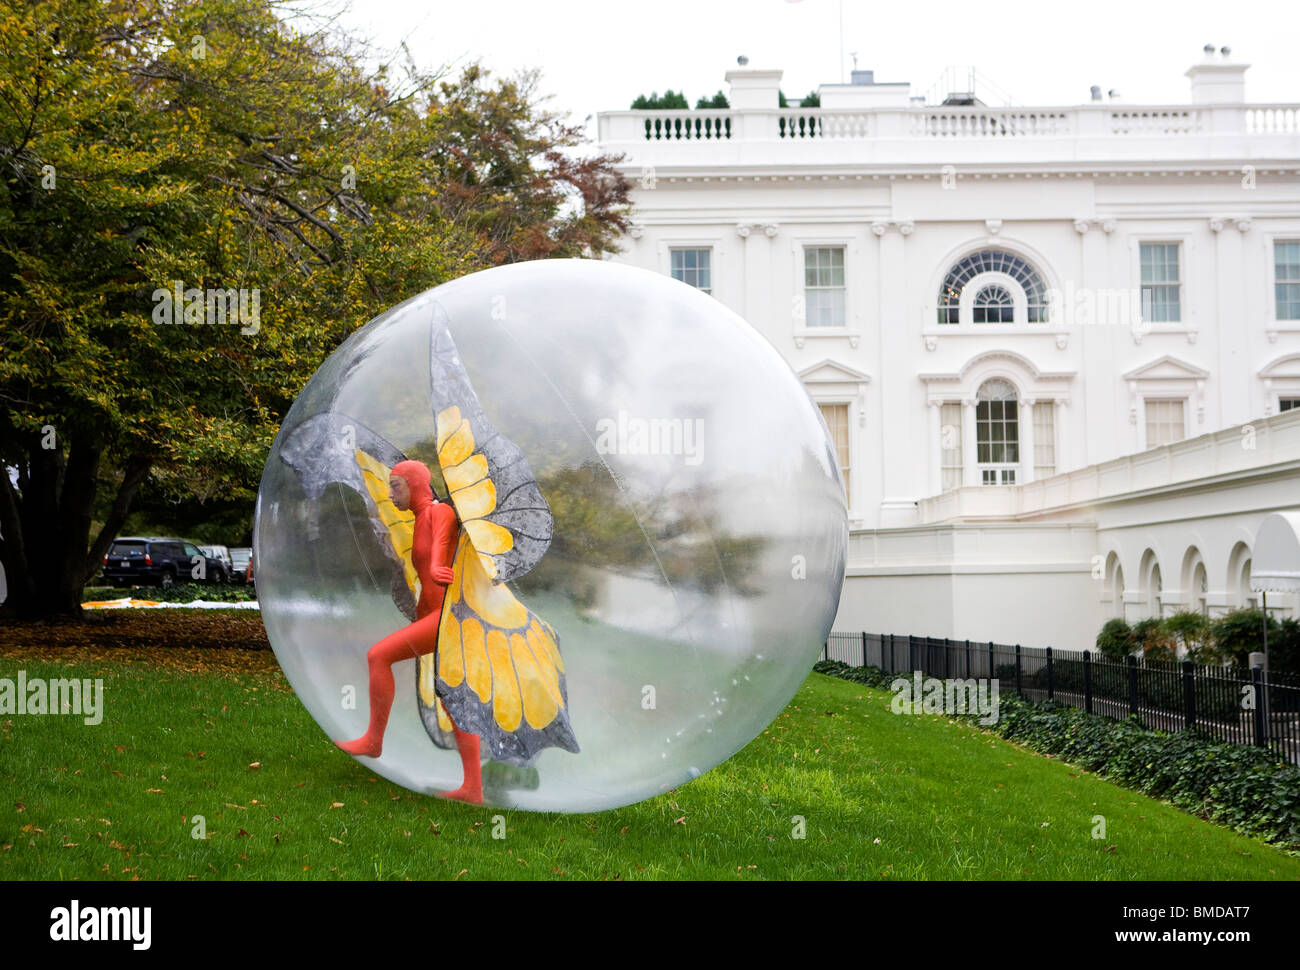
2;656;1296;880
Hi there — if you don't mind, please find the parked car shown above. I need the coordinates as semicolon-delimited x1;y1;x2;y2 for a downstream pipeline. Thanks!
200;545;234;577
230;547;252;583
102;537;228;587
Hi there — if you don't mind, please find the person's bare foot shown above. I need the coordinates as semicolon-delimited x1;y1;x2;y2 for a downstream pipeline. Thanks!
437;785;483;805
336;736;382;758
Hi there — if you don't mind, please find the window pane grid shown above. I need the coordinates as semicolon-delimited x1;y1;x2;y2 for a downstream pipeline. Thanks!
1276;241;1300;320
1140;243;1181;323
1145;399;1185;448
818;403;850;501
937;249;1049;324
671;248;711;293
805;247;845;326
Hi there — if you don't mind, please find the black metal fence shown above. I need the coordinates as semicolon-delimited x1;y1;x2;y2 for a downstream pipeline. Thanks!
825;632;1300;765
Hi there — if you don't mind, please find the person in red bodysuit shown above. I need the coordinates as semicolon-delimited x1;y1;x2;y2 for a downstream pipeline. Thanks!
335;458;483;804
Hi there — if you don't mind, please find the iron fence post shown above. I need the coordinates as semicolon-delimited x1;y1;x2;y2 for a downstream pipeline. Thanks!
861;631;868;669
1127;655;1139;720
1182;659;1196;731
1015;644;1022;697
1083;649;1093;714
1046;646;1054;701
1252;666;1268;748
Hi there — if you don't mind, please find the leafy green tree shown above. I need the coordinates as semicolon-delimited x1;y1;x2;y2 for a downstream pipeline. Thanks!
694;91;728;109
630;90;688;110
800;90;821;108
0;0;630;618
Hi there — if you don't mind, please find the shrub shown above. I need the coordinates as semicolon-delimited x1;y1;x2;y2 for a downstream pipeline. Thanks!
1133;617;1176;661
1096;618;1135;659
1211;609;1277;665
1163;610;1215;661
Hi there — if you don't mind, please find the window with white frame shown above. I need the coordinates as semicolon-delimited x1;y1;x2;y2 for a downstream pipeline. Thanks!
1033;402;1056;479
936;250;1050;325
1140;243;1181;323
1281;397;1300;412
818;402;850;500
1144;398;1186;448
972;285;1014;324
976;379;1018;485
671;248;711;293
1277;241;1300;320
940;402;963;491
804;247;846;327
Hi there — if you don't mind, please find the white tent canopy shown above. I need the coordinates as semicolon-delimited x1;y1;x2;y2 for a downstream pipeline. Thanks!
1251;511;1300;594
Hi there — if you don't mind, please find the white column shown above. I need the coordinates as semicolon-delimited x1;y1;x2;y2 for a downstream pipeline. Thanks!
928;401;942;495
962;398;978;487
1019;399;1036;485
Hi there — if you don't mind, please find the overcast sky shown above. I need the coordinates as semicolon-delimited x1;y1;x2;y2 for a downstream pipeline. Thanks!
330;0;1299;142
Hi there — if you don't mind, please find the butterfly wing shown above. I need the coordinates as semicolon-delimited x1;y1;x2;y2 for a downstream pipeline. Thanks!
280;411;458;751
429;531;579;766
428;302;553;582
414;303;577;765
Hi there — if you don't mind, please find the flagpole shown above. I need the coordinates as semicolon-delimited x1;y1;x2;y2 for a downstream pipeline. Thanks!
839;0;844;82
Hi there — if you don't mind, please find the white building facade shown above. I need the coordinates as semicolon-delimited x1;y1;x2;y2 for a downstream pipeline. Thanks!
597;51;1300;650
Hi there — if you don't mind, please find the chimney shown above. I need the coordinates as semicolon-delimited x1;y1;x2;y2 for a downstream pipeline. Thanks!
1186;46;1249;104
725;68;783;109
850;69;875;86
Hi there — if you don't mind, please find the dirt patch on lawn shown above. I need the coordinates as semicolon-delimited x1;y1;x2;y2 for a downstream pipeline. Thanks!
0;611;277;674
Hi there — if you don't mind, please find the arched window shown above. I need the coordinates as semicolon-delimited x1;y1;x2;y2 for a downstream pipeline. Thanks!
1139;549;1163;619
1192;560;1208;615
976;379;1018;485
1227;542;1256;610
1104;552;1126;619
937;249;1050;324
973;285;1013;324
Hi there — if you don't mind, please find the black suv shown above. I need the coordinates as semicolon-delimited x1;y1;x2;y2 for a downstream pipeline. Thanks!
102;537;228;587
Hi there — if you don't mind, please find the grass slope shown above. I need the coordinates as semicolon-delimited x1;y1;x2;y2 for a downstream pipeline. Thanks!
0;653;1295;880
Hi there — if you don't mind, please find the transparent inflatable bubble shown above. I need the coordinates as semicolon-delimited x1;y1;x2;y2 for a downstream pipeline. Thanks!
255;258;846;812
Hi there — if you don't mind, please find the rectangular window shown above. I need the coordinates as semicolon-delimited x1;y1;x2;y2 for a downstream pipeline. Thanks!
671;248;711;293
804;247;846;327
1145;399;1185;448
1140;243;1181;323
1280;398;1300;412
1033;402;1056;479
976;399;1018;464
940;402;963;491
818;402;850;500
1276;241;1300;320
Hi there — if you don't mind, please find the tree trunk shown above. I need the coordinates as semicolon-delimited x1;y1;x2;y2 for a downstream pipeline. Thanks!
0;433;152;620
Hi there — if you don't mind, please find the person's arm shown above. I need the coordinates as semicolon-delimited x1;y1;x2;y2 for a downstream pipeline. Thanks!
429;504;457;586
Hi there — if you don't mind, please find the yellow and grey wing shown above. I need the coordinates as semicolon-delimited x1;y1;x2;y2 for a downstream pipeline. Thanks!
279;411;459;750
429;302;553;584
426;532;578;766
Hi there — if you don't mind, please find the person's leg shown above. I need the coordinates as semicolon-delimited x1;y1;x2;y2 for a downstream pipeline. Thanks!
336;613;441;758
438;724;483;804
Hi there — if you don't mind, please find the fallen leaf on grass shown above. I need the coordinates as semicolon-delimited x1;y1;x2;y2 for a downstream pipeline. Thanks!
248;762;261;770
329;836;345;845
673;816;686;825
146;788;163;794
330;802;344;809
